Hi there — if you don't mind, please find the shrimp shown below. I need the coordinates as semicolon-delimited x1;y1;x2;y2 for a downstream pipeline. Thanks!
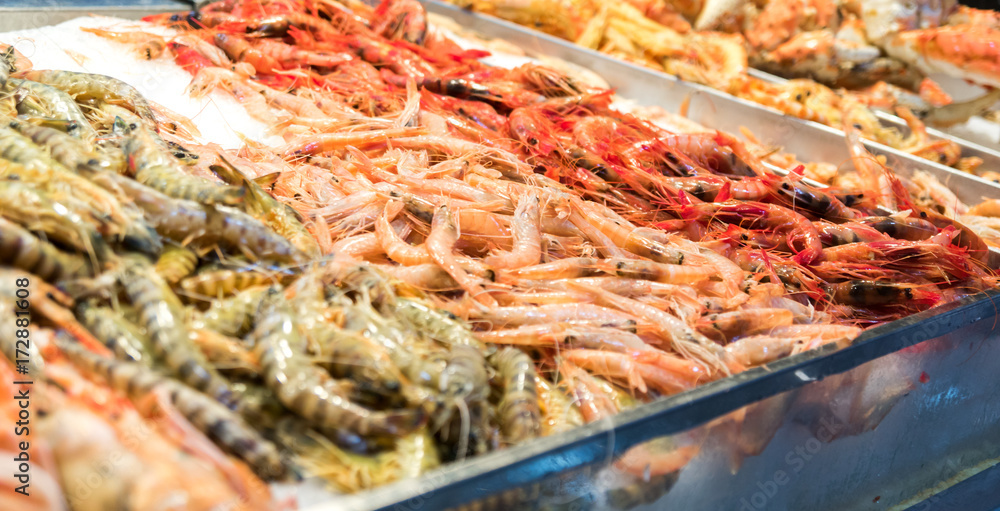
19;69;156;127
213;156;321;260
724;334;812;370
79;27;166;60
123;128;245;206
213;33;281;74
911;170;968;218
394;298;485;350
535;375;584;435
370;0;428;44
0;137;155;254
7;119;102;172
768;324;862;345
691;201;823;265
532;276;700;299
331;232;383;259
180;267;290;300
193;286;274;337
483;192;542;269
253;297;424;436
695;308;795;342
345;34;436;79
54;336;287;480
497;257;603;282
826;280;940;307
0;179;107;259
186;328;258;381
252;38;355;68
154;244;199;284
280;127;422;157
76;302;151;364
467;303;644;329
107;173;305;264
375;200;433;264
568;282;727;374
967;199;1000;218
0;217;92;282
121;261;238;409
307;321;404;397
6;78;97;140
844;122;898;211
370;263;463;291
859;215;938;241
491;347;541;445
593;258;718;285
427;205;498;307
563;349;690;395
557;359;621;423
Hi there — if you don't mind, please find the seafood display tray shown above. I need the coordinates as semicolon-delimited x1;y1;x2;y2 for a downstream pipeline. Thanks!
420;2;1000;210
5;2;1000;510
746;68;1000;174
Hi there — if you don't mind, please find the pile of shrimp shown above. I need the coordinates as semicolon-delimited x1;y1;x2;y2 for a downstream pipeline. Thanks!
0;0;998;505
451;0;999;176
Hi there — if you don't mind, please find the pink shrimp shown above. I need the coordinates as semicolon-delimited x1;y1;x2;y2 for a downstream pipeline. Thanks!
484;192;542;269
558;359;619;423
375;200;434;265
563;350;693;395
252;38;355;69
426;205;498;307
690;201;823;265
213;33;281;74
331;232;384;260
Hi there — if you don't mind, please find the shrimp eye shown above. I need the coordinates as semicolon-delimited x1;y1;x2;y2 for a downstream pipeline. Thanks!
528;137;538;145
853;123;863;130
795;94;803;102
740;234;749;240
169;14;183;21
920;211;927;218
781;182;791;190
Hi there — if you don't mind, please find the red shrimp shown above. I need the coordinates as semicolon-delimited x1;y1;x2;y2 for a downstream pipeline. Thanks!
690;201;823;265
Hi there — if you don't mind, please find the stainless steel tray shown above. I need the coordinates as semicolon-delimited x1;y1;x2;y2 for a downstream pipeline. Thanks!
0;0;189;33
747;68;1000;177
322;290;1000;511
422;1;1000;208
3;3;1000;510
